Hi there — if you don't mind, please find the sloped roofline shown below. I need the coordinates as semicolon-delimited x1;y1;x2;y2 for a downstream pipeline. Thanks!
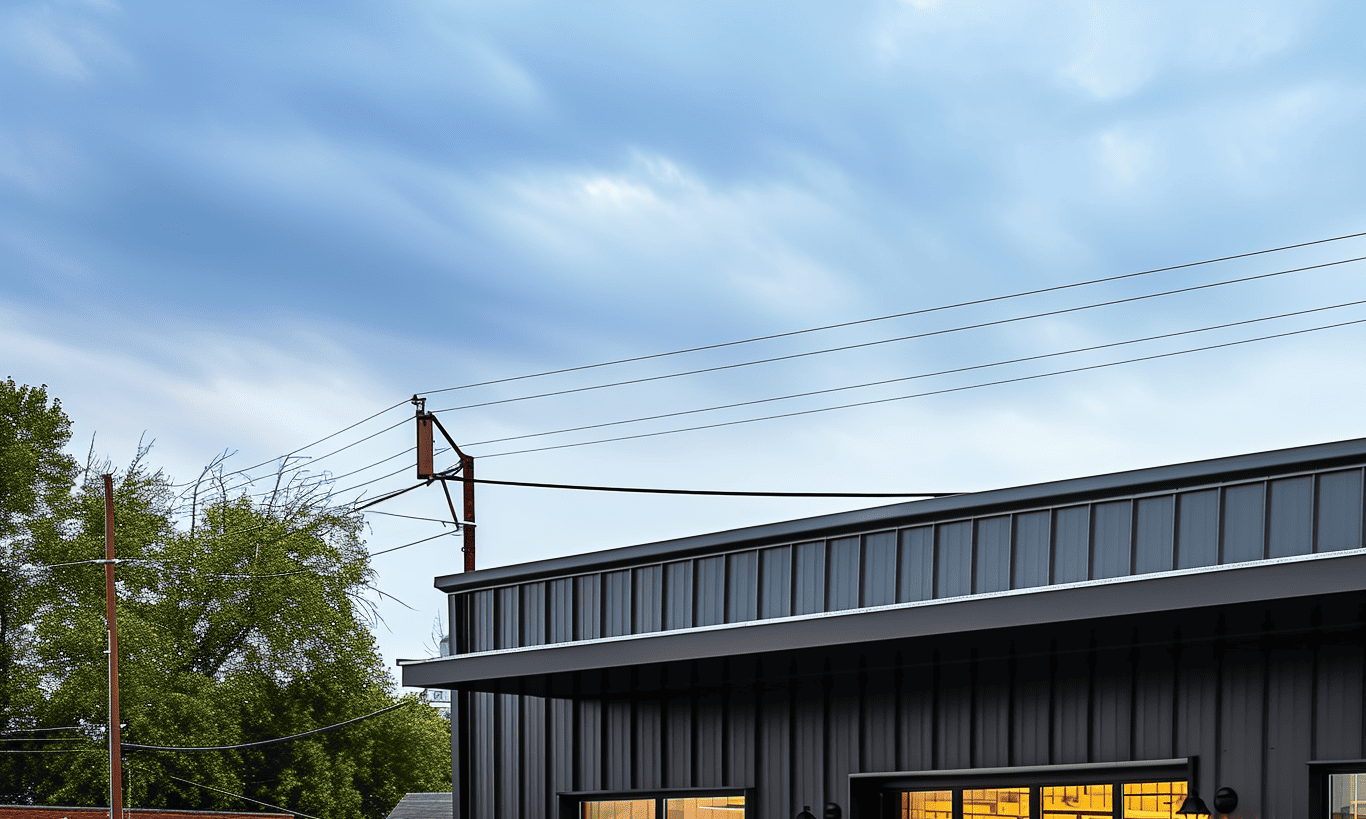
434;436;1366;593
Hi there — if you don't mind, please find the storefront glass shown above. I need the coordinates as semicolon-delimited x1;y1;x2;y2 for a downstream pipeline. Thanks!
665;794;747;819
1124;780;1188;819
1042;785;1111;819
965;788;1031;819
904;790;954;819
583;799;655;819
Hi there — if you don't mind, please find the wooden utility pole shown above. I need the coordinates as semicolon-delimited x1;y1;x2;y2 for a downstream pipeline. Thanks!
103;474;122;819
414;398;476;571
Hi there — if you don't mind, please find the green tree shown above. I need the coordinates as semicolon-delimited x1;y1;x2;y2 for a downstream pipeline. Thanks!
0;379;79;802
3;383;449;816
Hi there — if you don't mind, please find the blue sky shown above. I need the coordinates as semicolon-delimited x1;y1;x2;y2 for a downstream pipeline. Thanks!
5;0;1366;675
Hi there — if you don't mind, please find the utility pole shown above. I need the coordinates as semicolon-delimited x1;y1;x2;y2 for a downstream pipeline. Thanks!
103;474;122;819
413;398;476;571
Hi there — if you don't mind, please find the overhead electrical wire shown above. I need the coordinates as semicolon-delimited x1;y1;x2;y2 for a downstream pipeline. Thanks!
430;254;1366;414
466;297;1366;448
170;399;408;489
366;530;456;558
121;701;407;751
133;767;323;819
477;313;1366;458
424;475;952;497
214;417;411;498
416;229;1366;397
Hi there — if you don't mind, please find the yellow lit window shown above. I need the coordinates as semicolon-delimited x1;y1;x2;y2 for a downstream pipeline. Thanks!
1043;784;1112;819
904;790;955;819
583;799;655;819
666;794;746;819
965;788;1031;819
1124;781;1188;819
1332;773;1366;819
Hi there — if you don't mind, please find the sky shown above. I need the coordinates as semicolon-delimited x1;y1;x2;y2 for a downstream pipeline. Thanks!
5;0;1366;683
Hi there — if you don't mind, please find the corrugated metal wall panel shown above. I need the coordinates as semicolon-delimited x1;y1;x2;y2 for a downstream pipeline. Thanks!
549;697;573;817
863;532;897;607
636;697;662;789
1317;469;1364;552
863;656;897;772
473;691;496;818
603;570;632;638
937;649;972;768
1091;645;1131;763
664;693;691;788
548;578;574;643
575;575;601;641
760;545;792;619
1131;640;1174;760
758;677;791;819
937;521;973;599
576;697;601;791
496;586;520;650
470;590;495;652
828;537;861;611
1134;496;1174;575
1314;640;1364;759
792;675;826;812
899;650;934;771
794;541;826;615
1011;649;1050;766
974;516;1011;594
1265;645;1312;819
633;565;663;634
695;691;725;787
1091;501;1132;580
726;686;756;787
1053;506;1089;584
1173;639;1218;799
828;669;860;806
1268;476;1314;558
1223;483;1266;563
664;560;693;630
900;527;934;602
727;550;759;623
604;698;632;791
521;696;545;819
1051;639;1089;764
975;653;1010;767
1218;647;1264;819
498;693;521;819
1176;490;1219;569
695;556;726;628
1013;511;1050;589
521;582;546;647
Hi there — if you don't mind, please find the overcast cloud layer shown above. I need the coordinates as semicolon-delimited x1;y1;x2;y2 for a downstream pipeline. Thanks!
5;0;1366;676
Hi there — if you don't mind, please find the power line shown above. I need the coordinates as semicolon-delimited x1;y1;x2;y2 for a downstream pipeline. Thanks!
137;768;323;819
367;530;455;558
170;400;408;489
417;229;1366;397
214;417;411;498
428;475;953;498
467;298;1366;448
121;701;407;751
430;254;1366;414
478;314;1366;458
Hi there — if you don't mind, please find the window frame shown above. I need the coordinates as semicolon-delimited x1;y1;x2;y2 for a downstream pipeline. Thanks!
850;760;1191;819
559;787;753;819
1309;759;1366;819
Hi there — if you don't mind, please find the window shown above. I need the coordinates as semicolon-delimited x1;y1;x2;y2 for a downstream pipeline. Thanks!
901;782;1186;819
574;792;747;819
1331;773;1366;819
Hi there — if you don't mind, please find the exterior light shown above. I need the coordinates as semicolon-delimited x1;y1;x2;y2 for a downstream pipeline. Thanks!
1176;794;1212;816
795;807;817;819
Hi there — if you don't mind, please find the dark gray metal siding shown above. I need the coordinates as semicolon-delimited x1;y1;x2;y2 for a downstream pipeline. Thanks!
451;465;1366;656
450;594;1366;819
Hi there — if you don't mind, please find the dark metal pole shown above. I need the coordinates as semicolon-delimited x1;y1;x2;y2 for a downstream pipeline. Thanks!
462;454;475;572
103;474;122;819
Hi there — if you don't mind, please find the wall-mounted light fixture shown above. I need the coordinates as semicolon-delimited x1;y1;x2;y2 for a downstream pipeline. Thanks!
795;807;817;819
1213;787;1238;815
1177;757;1212;817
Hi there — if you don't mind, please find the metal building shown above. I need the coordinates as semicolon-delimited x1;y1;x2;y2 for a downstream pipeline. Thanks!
401;438;1366;819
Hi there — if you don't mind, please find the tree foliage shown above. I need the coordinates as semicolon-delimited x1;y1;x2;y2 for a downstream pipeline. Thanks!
0;381;450;817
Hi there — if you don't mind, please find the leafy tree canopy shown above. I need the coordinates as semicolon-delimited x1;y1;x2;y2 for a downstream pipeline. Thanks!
0;380;450;817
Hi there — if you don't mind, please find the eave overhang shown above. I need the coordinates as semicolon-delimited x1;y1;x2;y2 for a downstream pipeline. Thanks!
402;548;1366;694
